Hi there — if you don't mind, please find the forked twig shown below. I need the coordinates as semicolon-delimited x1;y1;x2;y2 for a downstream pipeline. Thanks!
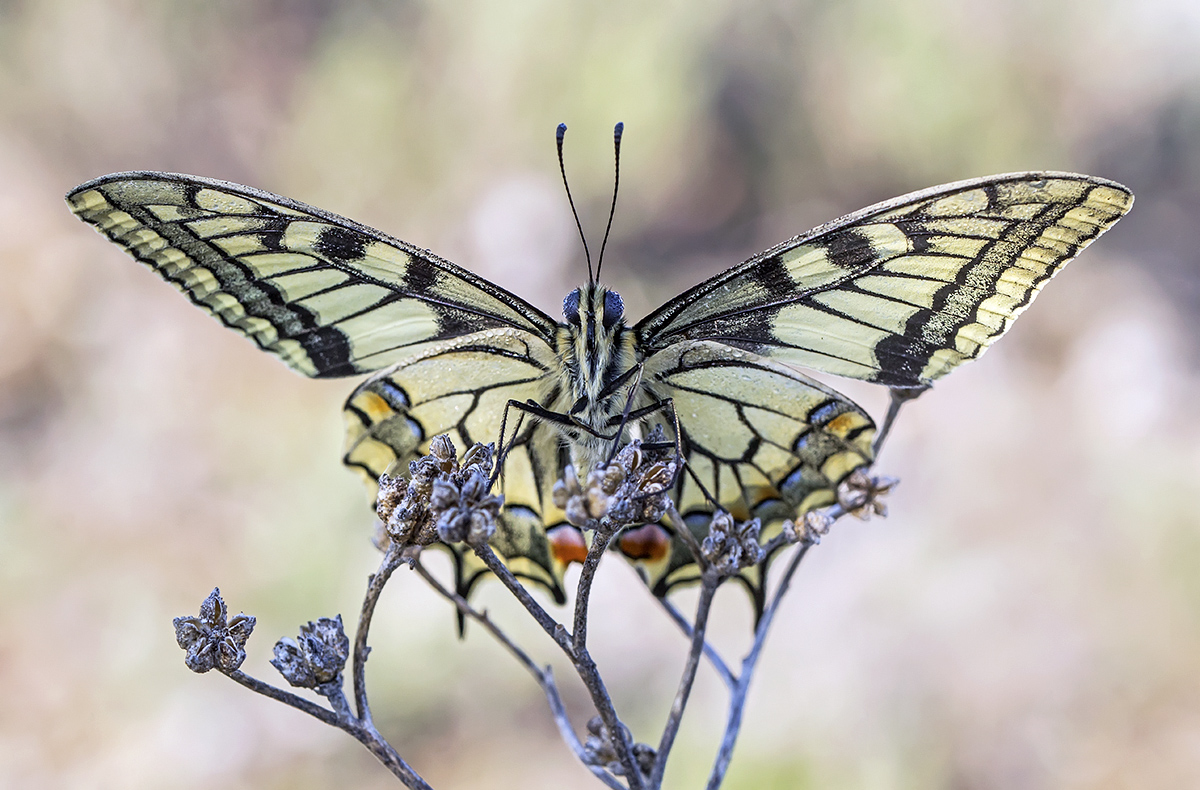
654;595;736;689
413;559;625;790
649;571;720;786
473;544;644;789
706;541;815;789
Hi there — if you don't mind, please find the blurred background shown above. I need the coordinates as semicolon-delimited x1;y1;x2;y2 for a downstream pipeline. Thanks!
2;1;1199;787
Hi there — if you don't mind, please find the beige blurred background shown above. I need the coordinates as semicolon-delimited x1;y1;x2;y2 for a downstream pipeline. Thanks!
2;1;1199;788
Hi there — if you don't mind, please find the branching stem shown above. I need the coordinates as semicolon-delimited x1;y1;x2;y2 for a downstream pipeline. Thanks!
474;544;573;651
414;559;626;790
222;668;431;788
354;545;405;724
473;544;644;789
655;595;735;689
706;542;813;789
649;570;719;786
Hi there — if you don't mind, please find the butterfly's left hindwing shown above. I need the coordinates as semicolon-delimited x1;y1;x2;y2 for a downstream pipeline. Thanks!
628;340;875;613
343;329;574;602
67;172;558;378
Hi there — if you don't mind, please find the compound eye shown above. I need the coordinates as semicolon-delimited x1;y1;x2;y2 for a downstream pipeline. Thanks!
602;290;624;329
563;288;581;325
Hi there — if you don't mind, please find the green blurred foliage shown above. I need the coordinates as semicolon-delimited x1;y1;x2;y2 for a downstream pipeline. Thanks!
2;1;1199;787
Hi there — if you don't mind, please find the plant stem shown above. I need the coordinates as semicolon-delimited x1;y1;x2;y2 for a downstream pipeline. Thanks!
473;544;572;651
654;595;735;689
343;719;435;790
353;545;405;725
415;559;626;790
573;529;616;654
474;544;644;789
223;669;432;788
649;571;719;787
224;669;340;726
706;542;812;789
664;507;706;567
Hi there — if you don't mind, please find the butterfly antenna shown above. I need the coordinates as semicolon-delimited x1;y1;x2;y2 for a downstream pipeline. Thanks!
595;121;623;281
557;123;593;283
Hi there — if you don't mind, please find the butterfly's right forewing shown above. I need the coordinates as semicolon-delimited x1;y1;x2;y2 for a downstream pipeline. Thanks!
68;172;559;379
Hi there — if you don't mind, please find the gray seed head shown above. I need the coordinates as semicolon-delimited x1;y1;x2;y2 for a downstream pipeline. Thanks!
837;469;899;520
173;588;256;674
271;614;350;688
701;512;765;576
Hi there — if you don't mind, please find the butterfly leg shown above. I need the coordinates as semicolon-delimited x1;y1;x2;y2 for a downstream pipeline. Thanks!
493;397;533;488
599;363;648;464
493;397;600;484
490;396;603;489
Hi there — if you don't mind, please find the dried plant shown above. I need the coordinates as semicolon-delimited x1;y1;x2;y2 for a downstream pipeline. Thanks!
172;436;896;789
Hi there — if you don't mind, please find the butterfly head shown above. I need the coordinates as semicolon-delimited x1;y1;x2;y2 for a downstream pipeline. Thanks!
563;283;624;332
557;282;634;421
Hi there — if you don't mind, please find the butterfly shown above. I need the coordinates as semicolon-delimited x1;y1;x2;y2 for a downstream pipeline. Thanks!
67;149;1133;615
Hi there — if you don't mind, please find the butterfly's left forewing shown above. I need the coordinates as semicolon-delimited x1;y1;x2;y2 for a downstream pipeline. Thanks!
636;173;1132;389
69;171;575;603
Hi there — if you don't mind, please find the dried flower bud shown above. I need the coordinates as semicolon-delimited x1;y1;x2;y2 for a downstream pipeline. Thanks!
600;431;677;529
271;615;350;688
377;458;440;546
432;465;503;546
173;588;256;673
837;470;899;520
270;638;311;687
583;716;619;770
459;442;494;475
375;437;501;548
600;463;626;494
582;716;654;779
556;465;612;528
430;477;459;512
783;508;837;545
428;434;458;471
375;472;405;524
701;512;765;576
632;743;656;778
552;465;581;510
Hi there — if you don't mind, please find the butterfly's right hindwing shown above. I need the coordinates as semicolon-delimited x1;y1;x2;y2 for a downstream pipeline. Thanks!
343;328;573;603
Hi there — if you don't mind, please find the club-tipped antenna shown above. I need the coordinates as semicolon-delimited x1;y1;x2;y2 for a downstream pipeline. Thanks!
557;123;593;283
595;121;623;281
